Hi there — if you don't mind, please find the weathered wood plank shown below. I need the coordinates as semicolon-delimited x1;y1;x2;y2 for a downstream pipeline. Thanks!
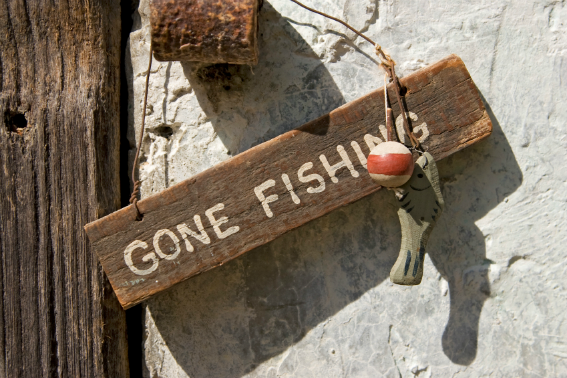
86;54;492;309
0;0;128;376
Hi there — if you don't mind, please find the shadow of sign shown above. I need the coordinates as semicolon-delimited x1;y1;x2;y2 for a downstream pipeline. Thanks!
134;4;522;376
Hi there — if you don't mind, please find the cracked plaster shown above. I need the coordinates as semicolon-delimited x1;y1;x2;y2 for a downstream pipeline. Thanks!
127;0;567;376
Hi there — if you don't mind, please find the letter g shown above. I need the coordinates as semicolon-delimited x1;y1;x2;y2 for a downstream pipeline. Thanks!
124;240;159;276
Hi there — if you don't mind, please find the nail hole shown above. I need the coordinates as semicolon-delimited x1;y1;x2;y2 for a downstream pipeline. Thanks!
154;126;173;139
417;173;424;178
5;112;28;135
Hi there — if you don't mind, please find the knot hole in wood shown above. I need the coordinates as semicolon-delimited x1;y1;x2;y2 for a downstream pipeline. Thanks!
4;111;28;136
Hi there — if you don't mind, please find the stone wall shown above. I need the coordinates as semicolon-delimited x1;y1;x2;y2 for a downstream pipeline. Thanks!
127;0;567;376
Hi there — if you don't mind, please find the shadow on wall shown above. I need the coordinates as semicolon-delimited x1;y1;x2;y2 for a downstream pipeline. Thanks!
179;1;345;154
141;3;523;376
429;98;523;365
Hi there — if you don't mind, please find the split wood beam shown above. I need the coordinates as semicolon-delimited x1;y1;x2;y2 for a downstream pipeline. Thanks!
0;0;128;376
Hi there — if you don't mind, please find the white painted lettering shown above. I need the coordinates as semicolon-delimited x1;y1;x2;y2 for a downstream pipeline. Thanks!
297;162;325;194
124;240;159;276
153;229;181;260
414;121;430;142
395;112;429;144
319;145;359;183
176;215;211;252
364;133;384;151
351;141;367;168
254;180;279;218
281;173;300;204
395;113;408;144
378;124;389;141
205;203;240;238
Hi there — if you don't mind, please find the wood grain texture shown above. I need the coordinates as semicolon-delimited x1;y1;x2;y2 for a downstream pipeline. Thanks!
86;54;492;309
0;1;128;377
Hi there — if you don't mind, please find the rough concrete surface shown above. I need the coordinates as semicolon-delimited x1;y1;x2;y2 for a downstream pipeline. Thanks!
126;0;567;376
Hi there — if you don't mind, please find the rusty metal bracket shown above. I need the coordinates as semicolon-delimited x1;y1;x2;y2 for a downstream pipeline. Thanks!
150;0;262;64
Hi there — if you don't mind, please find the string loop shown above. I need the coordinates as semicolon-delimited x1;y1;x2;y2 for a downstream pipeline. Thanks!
130;44;153;220
376;44;395;70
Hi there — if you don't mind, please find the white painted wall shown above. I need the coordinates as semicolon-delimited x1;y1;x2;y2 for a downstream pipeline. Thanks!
127;0;567;376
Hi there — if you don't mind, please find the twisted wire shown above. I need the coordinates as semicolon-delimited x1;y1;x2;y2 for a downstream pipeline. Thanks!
129;44;153;220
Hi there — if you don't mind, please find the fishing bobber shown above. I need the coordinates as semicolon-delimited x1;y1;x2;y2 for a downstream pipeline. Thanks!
367;141;414;187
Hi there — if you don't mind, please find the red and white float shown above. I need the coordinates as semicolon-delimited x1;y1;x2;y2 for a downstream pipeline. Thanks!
367;141;414;187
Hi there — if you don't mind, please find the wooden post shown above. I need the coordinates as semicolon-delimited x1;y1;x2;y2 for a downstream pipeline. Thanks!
0;1;128;377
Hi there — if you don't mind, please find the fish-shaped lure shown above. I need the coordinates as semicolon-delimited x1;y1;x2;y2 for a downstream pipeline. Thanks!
390;152;444;285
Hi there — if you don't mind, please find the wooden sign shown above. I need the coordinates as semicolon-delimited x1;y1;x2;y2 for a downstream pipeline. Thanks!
85;55;492;309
